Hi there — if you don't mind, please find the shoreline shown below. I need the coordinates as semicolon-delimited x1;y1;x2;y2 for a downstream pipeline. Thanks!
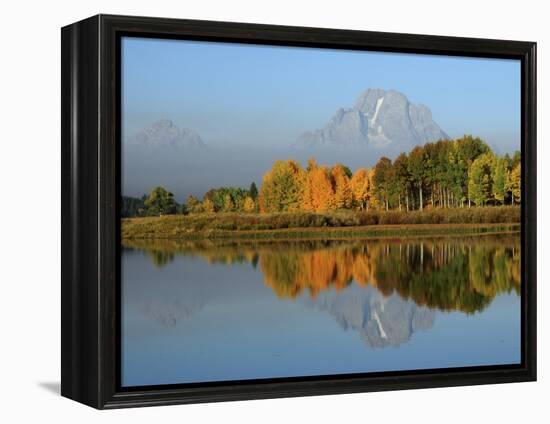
122;221;520;241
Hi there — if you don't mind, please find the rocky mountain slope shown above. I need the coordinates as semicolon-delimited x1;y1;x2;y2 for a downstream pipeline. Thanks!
296;88;448;150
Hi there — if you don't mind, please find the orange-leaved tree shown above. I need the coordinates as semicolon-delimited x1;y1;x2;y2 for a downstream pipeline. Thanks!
302;160;335;212
331;164;353;209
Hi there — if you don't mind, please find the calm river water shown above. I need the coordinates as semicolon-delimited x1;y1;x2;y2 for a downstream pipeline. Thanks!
121;234;521;387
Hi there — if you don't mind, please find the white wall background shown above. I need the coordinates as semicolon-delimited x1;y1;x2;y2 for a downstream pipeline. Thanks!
0;0;546;421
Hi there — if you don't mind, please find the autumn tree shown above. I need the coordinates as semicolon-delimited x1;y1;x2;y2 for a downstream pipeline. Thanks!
243;196;256;213
455;135;489;207
301;158;317;211
185;195;202;214
505;152;521;205
259;159;305;212
203;198;215;213
331;164;353;209
492;157;508;204
350;168;371;211
468;152;495;206
506;163;521;205
303;163;335;212
511;150;521;168
223;193;235;212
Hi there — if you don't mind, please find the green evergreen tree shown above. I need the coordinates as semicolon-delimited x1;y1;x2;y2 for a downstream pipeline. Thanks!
249;182;259;200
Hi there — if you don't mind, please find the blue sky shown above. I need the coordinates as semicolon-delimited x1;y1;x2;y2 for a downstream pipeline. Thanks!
122;36;521;153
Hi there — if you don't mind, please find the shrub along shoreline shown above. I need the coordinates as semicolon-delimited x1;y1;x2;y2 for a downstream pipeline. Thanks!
122;206;520;240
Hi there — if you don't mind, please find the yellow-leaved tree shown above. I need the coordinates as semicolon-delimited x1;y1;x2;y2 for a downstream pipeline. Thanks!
301;158;317;211
259;159;305;213
506;163;521;205
222;194;235;212
350;168;371;211
243;196;256;213
203;198;215;213
331;164;353;209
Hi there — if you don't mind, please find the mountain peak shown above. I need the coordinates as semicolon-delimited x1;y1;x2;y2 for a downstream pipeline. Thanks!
296;88;448;150
151;118;176;130
128;120;206;149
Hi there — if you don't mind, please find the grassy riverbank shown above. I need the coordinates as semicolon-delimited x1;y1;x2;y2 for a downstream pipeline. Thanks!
122;206;520;240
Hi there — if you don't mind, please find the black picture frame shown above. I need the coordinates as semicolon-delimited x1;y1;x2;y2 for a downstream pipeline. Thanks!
61;14;537;409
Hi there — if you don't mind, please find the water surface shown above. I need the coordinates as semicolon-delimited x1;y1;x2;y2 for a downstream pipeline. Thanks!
121;234;521;387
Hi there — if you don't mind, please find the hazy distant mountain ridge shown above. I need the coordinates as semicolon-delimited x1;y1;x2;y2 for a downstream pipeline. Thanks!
296;88;448;149
127;119;206;149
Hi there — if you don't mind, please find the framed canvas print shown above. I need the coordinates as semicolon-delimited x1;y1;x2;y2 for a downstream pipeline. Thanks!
61;14;536;409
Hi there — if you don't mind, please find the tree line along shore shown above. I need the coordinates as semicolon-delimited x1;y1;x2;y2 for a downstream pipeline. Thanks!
123;135;520;218
122;135;521;238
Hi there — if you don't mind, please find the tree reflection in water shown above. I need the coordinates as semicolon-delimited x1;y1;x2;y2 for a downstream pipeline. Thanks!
123;234;520;315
